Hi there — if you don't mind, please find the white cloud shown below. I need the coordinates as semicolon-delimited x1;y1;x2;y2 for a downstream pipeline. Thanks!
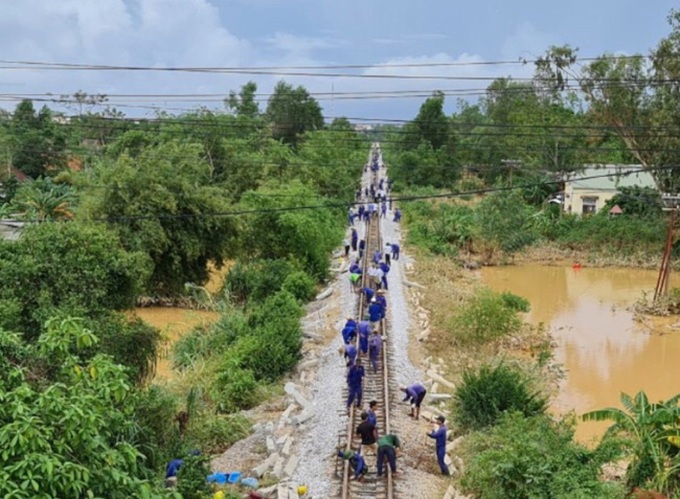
0;0;539;120
501;21;559;61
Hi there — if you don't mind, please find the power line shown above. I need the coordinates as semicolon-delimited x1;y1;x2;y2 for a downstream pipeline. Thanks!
0;54;655;72
24;164;679;225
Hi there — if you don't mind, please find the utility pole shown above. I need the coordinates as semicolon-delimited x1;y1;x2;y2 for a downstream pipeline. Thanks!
655;193;680;300
501;159;522;184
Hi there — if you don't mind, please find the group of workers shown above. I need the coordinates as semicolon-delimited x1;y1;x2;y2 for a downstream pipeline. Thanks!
337;377;451;481
337;163;450;482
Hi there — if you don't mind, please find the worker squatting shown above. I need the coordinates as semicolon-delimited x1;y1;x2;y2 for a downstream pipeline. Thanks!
338;172;450;483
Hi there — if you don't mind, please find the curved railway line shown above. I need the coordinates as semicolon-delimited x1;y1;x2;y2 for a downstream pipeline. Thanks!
337;145;395;499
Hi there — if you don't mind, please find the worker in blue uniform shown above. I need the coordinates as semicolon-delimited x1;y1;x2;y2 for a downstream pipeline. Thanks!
400;383;427;420
346;359;365;412
428;416;451;475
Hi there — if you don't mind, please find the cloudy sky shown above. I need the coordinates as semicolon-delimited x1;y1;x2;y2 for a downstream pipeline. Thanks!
0;0;676;120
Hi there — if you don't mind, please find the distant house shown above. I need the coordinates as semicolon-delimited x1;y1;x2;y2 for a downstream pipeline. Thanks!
563;165;657;215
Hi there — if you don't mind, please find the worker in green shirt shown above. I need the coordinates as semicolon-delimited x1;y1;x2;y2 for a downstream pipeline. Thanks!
376;433;402;477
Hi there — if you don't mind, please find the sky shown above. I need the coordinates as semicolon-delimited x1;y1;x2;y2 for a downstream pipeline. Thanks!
0;0;676;121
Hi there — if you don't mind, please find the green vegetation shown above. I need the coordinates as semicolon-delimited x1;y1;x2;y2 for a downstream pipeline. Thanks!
0;318;163;498
583;391;680;494
460;413;625;499
449;289;524;346
0;79;362;492
453;363;548;431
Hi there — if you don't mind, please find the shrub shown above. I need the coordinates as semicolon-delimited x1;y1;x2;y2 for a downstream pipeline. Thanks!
281;270;315;302
130;385;181;471
453;363;548;431
0;222;149;339
460;412;625;499
403;201;474;256
474;191;538;256
225;258;295;304
176;453;212;499
213;357;262;413
173;309;248;369
185;412;251;454
449;289;523;346
500;292;530;313
90;312;161;383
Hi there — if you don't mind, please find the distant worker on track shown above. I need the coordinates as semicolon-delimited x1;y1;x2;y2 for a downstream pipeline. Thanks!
428;415;451;476
393;208;402;223
337;449;367;482
368;330;383;373
346;359;365;412
340;343;358;367
356;411;378;456
376;434;402;478
400;383;427;420
351;228;358;252
358;319;371;355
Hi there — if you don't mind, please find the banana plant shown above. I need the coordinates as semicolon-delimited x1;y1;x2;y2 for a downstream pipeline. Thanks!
582;391;680;493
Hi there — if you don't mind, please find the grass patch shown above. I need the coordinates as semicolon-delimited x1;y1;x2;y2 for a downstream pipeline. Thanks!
449;289;523;346
452;362;548;431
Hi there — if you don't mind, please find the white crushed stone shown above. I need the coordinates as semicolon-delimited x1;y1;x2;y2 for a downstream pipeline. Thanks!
292;166;437;498
292;176;369;498
381;211;423;387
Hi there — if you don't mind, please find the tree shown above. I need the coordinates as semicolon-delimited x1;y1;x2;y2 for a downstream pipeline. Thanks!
0;222;149;339
266;81;324;148
412;91;452;150
583;391;680;493
0;317;166;498
226;81;260;120
8;100;67;178
238;181;342;279
534;12;680;191
81;141;237;295
10;177;77;221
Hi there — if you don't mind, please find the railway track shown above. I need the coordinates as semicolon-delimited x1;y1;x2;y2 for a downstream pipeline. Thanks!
337;147;394;499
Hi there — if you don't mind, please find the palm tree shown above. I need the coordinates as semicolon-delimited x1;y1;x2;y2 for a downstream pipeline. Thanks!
582;391;680;493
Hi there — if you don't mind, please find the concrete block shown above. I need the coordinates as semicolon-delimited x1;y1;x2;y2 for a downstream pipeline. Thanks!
266;436;277;455
427;370;455;389
284;382;311;408
315;287;333;301
429;393;452;401
293;407;316;425
431;382;439;393
255;484;278;498
298;359;319;370
251;452;279;478
264;421;275;435
283;454;299;477
281;436;294;456
272;455;285;478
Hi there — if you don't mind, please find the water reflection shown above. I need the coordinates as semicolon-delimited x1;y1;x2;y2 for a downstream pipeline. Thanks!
483;265;680;443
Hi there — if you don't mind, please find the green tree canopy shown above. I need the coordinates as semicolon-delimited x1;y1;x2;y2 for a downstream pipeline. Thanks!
80;141;237;295
266;81;324;148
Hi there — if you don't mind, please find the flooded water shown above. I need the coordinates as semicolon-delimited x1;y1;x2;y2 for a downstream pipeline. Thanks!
136;307;220;380
482;265;680;444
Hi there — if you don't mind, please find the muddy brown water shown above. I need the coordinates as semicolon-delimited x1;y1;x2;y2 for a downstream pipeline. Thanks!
135;265;227;380
482;265;680;444
136;307;221;380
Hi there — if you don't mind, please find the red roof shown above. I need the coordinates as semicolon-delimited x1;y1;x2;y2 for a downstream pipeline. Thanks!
609;204;623;215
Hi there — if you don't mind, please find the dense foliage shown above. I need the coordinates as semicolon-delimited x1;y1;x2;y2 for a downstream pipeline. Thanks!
460;413;625;499
453;363;548;430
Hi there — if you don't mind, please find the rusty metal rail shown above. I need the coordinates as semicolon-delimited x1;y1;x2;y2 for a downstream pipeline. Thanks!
339;155;394;499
